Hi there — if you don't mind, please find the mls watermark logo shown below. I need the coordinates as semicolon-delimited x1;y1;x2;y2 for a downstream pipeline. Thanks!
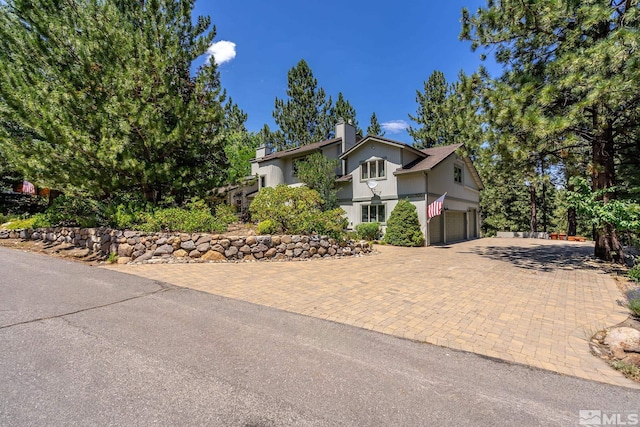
580;410;602;425
579;410;639;426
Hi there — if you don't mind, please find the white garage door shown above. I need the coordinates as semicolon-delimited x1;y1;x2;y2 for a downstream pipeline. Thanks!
469;209;478;238
446;211;466;242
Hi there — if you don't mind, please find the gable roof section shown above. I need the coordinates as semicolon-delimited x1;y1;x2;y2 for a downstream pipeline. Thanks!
394;143;484;190
394;144;463;175
256;137;341;162
338;135;425;160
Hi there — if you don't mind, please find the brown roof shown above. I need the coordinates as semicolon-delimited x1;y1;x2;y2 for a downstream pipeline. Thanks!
394;143;463;175
335;174;352;183
256;137;341;162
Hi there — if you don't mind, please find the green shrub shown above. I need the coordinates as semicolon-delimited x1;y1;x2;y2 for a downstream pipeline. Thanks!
250;185;346;237
138;206;225;233
355;222;380;240
215;203;237;225
308;208;348;238
612;360;640;381
257;219;276;235
628;299;640;318
4;213;51;229
44;195;102;227
383;199;424;247
628;264;640;283
100;195;150;229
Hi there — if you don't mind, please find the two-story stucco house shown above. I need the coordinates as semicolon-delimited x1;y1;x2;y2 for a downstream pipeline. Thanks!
250;120;483;245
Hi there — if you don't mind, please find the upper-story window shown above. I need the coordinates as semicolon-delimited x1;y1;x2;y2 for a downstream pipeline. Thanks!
361;159;385;180
454;165;463;184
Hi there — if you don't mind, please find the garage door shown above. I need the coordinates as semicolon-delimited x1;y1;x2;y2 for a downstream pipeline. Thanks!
469;209;478;238
429;215;442;245
446;211;466;242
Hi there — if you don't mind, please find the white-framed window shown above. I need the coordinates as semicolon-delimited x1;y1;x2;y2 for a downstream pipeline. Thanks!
361;159;385;180
361;204;386;223
454;165;463;184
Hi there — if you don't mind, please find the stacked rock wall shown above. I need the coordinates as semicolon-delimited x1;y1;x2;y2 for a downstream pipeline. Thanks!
0;228;371;263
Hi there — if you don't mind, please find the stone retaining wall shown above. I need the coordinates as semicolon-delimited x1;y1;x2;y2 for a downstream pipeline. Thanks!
0;228;372;263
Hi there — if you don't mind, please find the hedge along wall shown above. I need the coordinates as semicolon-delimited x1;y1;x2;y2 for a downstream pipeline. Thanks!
0;228;372;263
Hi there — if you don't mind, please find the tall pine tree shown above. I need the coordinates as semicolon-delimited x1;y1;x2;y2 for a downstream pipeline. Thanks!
333;92;361;135
462;0;640;262
271;59;333;150
367;112;384;136
0;0;227;204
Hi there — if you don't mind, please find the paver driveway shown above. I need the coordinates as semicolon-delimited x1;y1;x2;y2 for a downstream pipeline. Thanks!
104;238;637;388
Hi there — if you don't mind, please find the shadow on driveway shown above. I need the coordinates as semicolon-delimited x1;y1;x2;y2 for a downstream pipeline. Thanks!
467;242;597;272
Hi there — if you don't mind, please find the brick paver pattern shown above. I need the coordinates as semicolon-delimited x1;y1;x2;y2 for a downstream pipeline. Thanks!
104;238;637;388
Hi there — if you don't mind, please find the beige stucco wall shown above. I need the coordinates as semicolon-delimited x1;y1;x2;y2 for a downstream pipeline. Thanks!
346;141;403;201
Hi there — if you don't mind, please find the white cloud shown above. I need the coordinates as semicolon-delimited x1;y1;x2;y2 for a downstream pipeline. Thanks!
206;40;236;65
381;120;409;134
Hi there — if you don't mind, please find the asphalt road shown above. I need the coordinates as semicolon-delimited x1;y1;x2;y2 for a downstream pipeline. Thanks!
0;247;638;426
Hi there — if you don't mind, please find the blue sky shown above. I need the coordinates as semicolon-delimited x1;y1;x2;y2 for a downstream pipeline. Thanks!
194;0;497;144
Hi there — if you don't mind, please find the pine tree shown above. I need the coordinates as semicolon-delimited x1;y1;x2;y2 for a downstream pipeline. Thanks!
408;70;485;152
222;98;259;184
295;153;339;210
333;92;361;135
462;0;640;263
408;71;452;148
367;112;384;136
271;59;333;150
0;0;227;204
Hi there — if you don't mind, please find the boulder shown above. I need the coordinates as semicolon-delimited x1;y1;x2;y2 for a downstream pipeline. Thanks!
181;240;196;251
246;235;257;246
239;245;252;254
135;251;153;262
201;250;226;261
154;244;174;256
605;327;640;357
281;235;292;244
131;250;146;260
197;242;211;253
195;235;212;245
225;246;239;258
264;248;277;258
117;243;134;257
173;249;188;258
117;256;131;264
189;249;202;258
257;236;272;246
211;244;225;254
251;244;269;254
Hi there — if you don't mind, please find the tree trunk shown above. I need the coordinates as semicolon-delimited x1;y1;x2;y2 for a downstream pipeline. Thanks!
567;207;577;236
529;183;537;233
592;127;624;263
